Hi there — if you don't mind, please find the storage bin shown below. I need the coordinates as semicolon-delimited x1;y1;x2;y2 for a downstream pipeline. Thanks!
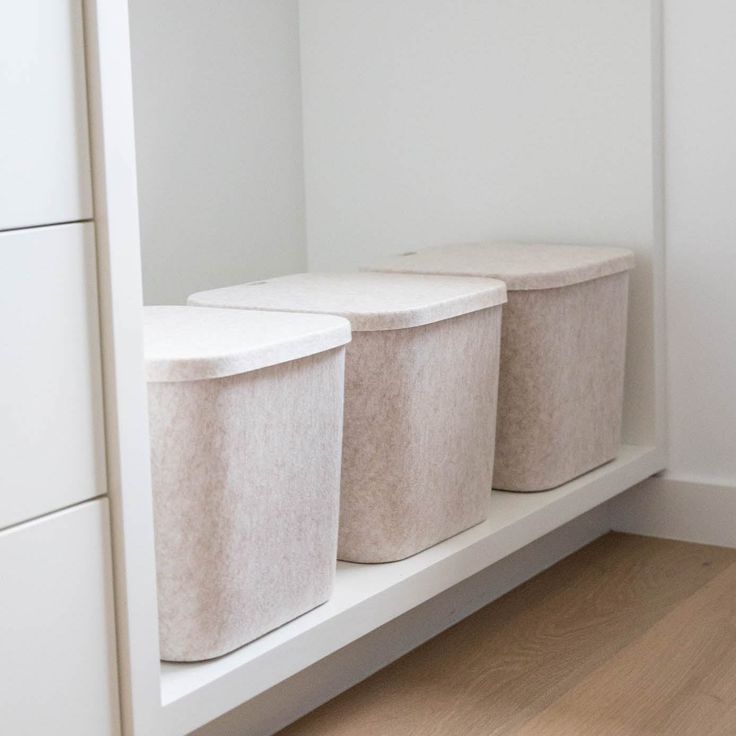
366;243;635;491
190;273;507;563
144;306;351;661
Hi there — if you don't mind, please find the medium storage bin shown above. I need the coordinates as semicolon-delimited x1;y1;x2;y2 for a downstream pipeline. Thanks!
189;273;507;563
366;243;635;492
144;306;351;661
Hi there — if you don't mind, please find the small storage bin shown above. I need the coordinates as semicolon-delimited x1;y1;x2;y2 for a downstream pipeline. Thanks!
367;243;635;491
189;273;507;563
144;306;351;661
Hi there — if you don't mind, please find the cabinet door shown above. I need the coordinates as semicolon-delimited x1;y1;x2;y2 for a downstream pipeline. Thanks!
0;0;93;230
0;499;120;736
0;223;106;530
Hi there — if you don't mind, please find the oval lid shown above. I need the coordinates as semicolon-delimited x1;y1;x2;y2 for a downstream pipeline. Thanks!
188;272;507;332
365;242;635;291
144;306;351;383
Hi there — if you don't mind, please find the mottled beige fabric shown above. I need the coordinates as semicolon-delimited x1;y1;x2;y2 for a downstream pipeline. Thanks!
189;271;506;331
366;243;633;492
366;241;635;291
144;306;351;382
190;276;505;563
494;273;630;491
148;348;345;661
338;307;502;562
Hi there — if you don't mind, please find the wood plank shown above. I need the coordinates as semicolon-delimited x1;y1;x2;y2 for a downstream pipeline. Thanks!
276;533;736;736
513;557;736;735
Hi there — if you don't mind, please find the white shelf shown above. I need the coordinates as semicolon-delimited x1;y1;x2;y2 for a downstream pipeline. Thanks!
89;3;666;735
159;444;663;735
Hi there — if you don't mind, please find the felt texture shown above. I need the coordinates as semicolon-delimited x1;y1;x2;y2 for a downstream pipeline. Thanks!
366;243;633;492
338;307;502;562
189;275;505;562
147;348;345;662
493;272;630;491
188;271;506;332
365;241;635;291
144;305;350;382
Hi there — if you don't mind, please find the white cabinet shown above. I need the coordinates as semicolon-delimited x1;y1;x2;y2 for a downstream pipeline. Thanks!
0;223;106;530
0;499;120;736
0;0;93;230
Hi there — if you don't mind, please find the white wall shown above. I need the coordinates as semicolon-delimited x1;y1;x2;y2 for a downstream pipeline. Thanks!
129;0;307;305
127;1;735;483
664;0;736;487
299;0;659;447
299;0;653;271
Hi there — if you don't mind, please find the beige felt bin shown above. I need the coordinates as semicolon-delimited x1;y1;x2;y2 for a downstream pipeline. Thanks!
189;272;507;563
144;306;351;661
367;243;635;492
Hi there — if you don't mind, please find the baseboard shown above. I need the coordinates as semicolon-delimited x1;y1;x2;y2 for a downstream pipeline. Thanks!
610;476;736;548
193;505;609;736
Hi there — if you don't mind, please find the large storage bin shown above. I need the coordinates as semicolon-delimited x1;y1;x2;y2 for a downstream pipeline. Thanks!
144;306;351;661
367;243;635;492
190;273;507;563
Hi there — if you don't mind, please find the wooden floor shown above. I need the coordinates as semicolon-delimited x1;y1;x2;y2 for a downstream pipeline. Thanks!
276;533;736;736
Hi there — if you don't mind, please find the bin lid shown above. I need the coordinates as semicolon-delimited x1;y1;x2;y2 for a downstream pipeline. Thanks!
364;242;635;291
144;306;351;383
188;272;507;332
